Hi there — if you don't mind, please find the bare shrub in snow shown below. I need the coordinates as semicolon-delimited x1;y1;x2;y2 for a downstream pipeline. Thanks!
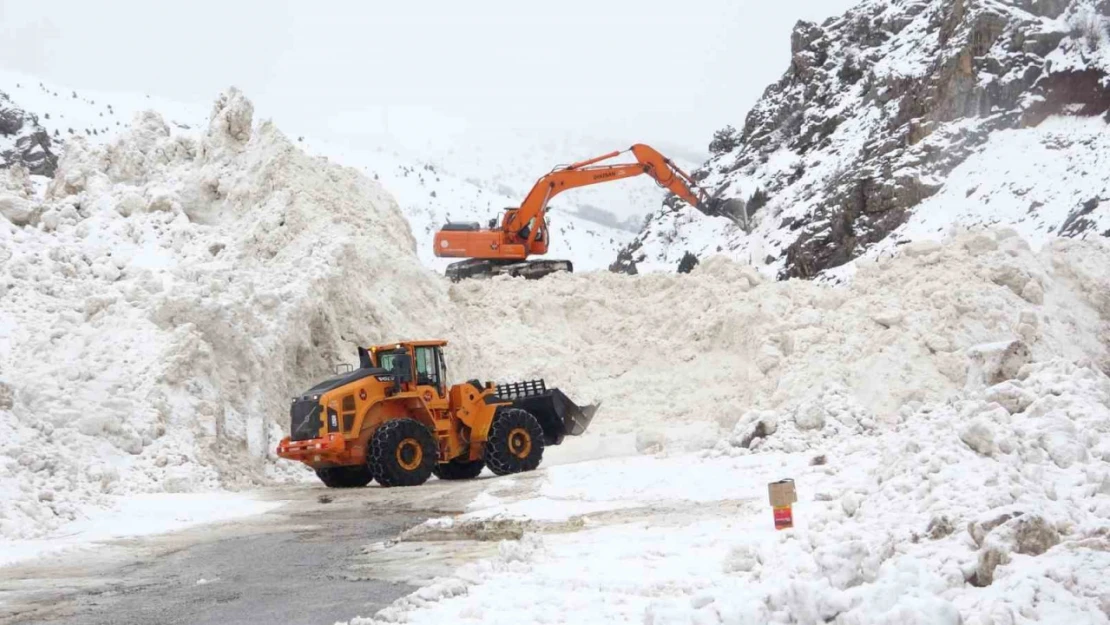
708;125;739;155
1070;7;1108;52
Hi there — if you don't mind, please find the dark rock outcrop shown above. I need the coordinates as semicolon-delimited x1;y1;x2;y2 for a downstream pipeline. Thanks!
616;0;1110;278
1;91;58;177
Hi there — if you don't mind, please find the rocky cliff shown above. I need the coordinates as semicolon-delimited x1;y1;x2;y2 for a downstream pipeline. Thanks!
0;89;57;177
614;0;1110;278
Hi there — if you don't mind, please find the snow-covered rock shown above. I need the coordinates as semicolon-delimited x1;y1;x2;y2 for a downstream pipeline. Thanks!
616;0;1110;278
0;89;57;177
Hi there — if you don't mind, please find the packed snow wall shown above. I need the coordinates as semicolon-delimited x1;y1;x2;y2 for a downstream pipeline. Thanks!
454;229;1110;456
0;90;456;539
2;90;1109;545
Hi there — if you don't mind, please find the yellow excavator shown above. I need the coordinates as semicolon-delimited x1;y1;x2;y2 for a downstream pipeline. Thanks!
432;144;710;280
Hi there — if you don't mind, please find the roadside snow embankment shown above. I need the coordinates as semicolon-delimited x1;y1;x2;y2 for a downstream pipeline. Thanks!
351;357;1110;625
452;228;1110;459
0;89;450;541
349;226;1110;624
3;83;1109;623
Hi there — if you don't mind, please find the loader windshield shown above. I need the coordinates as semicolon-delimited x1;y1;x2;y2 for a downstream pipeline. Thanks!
376;350;406;372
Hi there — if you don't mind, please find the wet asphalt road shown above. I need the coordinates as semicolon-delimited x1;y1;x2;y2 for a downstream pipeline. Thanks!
0;489;436;625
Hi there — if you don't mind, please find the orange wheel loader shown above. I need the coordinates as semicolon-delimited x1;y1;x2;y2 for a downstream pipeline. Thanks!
433;143;710;281
275;340;598;488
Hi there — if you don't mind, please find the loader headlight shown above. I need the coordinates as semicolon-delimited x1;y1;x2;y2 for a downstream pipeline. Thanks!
327;407;339;433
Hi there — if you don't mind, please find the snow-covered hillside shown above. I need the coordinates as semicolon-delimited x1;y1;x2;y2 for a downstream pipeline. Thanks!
0;68;205;155
0;69;637;274
4;72;1110;622
296;137;636;273
615;0;1110;278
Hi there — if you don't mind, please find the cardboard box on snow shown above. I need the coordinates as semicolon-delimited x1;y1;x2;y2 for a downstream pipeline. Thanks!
768;479;797;508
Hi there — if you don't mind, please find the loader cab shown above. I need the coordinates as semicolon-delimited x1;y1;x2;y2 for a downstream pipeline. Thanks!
370;341;449;400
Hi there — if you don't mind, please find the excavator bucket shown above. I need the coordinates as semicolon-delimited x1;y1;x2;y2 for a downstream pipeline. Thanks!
494;380;598;445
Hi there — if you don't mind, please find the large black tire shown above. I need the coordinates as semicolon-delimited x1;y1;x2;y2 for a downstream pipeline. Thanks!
369;418;437;487
485;408;545;476
314;465;373;488
432;458;485;480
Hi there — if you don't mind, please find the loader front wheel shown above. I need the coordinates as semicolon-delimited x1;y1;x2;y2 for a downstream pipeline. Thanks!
432;458;485;480
485;408;545;476
315;465;373;488
369;418;437;487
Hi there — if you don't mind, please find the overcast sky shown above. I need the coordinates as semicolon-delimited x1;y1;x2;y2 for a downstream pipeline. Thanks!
0;0;857;153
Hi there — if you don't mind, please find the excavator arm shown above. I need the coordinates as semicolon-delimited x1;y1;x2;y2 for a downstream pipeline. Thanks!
433;143;709;281
509;144;709;251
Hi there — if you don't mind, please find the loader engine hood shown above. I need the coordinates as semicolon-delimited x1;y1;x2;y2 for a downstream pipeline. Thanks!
289;367;392;442
301;367;390;397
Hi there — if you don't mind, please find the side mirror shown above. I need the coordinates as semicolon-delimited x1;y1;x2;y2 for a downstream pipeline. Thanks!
358;347;373;369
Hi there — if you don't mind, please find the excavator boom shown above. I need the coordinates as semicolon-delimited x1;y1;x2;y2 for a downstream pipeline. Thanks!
434;143;708;281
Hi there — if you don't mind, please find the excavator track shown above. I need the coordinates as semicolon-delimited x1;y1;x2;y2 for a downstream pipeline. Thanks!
446;259;573;282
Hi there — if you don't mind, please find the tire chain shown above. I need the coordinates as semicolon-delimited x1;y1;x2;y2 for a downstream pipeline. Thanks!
485;408;545;476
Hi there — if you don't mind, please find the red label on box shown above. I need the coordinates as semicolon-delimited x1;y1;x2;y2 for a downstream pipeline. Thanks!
773;506;794;530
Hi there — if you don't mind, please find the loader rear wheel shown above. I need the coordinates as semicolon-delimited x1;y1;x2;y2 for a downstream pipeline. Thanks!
485;408;545;476
314;465;373;488
432;458;485;480
370;418;437;487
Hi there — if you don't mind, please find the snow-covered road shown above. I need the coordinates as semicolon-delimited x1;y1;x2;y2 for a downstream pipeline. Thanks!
0;483;458;625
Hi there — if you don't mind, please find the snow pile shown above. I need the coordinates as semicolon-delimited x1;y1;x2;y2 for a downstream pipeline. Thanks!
453;227;1110;457
342;226;1109;622
346;358;1110;625
0;89;451;540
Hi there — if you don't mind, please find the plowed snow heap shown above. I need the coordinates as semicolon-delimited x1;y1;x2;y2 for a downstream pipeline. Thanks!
0;89;451;539
2;88;1109;548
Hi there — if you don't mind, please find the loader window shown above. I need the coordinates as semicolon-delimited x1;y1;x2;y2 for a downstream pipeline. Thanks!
377;350;405;373
415;346;445;396
378;353;395;370
415;347;438;387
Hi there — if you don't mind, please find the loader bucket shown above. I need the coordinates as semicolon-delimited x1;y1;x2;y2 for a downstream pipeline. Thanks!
495;380;599;445
560;391;599;436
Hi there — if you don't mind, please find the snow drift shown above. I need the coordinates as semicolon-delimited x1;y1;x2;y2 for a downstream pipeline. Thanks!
455;228;1110;457
347;358;1110;624
0;89;452;539
2;87;1109;570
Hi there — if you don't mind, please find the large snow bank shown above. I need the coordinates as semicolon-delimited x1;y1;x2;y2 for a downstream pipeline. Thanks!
0;89;452;540
452;228;1110;456
347;359;1110;624
366;225;1108;621
4;88;1109;584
